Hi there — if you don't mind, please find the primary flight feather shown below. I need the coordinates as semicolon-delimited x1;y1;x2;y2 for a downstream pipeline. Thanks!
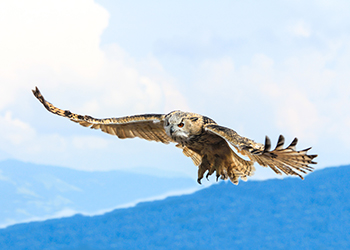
32;87;317;185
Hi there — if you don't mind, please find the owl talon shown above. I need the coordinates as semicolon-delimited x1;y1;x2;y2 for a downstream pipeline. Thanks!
206;173;210;181
197;178;202;185
216;176;219;182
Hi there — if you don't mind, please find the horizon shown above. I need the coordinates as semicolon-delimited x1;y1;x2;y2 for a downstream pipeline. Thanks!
0;158;344;229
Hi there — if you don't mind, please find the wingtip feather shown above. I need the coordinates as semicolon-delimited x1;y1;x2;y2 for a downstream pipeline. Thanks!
287;137;298;150
275;135;285;150
264;136;271;152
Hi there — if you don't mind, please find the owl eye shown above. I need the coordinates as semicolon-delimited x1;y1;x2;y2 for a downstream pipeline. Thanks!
178;122;184;128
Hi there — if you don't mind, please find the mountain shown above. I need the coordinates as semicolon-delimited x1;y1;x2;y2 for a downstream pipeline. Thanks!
1;164;349;250
0;159;198;228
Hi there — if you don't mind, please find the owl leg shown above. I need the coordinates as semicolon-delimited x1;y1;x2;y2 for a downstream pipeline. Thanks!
214;156;231;181
205;171;211;181
197;155;210;184
204;156;223;182
204;160;218;181
205;162;216;180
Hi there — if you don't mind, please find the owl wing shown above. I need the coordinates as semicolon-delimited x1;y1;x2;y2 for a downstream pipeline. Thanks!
32;87;173;144
204;124;317;179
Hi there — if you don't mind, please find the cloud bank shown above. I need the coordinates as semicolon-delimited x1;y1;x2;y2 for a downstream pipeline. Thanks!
0;0;349;179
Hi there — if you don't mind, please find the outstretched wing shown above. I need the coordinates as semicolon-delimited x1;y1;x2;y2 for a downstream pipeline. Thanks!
204;124;317;179
32;87;173;144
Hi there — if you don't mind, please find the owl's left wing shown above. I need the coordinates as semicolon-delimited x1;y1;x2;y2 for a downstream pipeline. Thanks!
32;87;173;144
204;124;317;179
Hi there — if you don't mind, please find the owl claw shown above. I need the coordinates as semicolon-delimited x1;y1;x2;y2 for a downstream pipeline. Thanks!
197;178;202;185
206;173;210;181
216;176;219;182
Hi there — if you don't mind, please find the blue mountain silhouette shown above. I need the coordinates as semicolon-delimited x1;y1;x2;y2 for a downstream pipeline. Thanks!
0;159;197;228
1;165;349;250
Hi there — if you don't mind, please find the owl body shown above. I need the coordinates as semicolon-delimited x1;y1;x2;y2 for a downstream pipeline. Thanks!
163;110;250;183
32;87;317;185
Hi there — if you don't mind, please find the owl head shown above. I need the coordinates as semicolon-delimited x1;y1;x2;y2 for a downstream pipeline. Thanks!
164;111;203;141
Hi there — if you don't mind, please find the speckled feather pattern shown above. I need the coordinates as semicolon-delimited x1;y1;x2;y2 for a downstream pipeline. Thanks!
33;87;317;185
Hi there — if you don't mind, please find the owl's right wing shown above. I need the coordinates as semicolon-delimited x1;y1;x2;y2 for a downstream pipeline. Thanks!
204;124;317;179
32;87;173;144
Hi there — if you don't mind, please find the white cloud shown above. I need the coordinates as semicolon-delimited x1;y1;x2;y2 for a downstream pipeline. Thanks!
1;0;349;179
72;135;110;150
0;0;108;110
290;20;311;38
17;187;41;198
0;170;11;182
40;177;82;193
265;84;320;141
0;112;35;146
0;0;188;113
0;0;108;78
190;46;350;168
0;0;191;172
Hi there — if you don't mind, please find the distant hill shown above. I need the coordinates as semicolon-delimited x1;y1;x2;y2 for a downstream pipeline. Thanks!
1;164;349;250
0;160;197;228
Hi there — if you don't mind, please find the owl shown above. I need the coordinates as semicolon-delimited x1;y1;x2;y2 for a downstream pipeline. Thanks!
32;87;317;185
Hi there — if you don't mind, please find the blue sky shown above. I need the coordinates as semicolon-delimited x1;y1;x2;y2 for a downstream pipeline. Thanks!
0;0;349;180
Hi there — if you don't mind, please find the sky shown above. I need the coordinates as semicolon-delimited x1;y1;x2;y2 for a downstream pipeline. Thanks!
0;0;349;181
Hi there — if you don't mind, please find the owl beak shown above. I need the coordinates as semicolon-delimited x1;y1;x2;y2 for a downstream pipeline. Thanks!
170;126;175;136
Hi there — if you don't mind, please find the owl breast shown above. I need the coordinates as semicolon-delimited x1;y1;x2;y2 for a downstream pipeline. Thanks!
186;131;226;153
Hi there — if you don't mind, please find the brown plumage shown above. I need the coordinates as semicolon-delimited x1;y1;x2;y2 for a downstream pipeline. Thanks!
32;87;317;185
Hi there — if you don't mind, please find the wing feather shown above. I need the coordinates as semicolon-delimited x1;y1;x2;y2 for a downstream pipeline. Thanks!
176;144;202;166
204;124;317;179
32;87;173;144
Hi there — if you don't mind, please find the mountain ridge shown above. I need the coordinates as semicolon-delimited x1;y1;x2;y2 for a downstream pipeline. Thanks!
1;164;349;249
0;159;198;228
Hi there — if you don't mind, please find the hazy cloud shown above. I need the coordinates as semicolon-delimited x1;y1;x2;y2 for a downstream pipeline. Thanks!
0;0;190;172
0;0;349;178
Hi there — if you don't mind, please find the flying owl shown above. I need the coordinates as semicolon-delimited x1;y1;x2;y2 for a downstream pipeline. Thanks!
32;87;317;185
